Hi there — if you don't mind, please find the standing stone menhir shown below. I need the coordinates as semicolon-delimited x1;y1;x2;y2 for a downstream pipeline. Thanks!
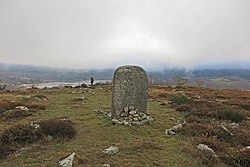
112;65;148;118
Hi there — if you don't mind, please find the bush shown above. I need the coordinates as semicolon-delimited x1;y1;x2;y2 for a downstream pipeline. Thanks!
1;109;32;119
171;95;193;105
1;124;43;145
217;108;245;123
197;151;218;167
223;148;250;167
182;147;218;167
186;115;211;124
26;104;46;111
240;104;250;111
216;128;234;144
0;144;15;159
39;119;76;138
0;101;23;112
233;129;250;146
33;94;47;100
180;123;216;137
157;92;169;98
196;136;230;152
232;148;250;167
176;104;192;112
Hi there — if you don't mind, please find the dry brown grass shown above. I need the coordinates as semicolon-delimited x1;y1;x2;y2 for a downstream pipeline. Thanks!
39;118;76;139
151;86;250;166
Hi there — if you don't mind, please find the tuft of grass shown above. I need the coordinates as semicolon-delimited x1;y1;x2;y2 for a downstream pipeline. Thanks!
217;107;245;123
39;118;76;139
171;95;193;105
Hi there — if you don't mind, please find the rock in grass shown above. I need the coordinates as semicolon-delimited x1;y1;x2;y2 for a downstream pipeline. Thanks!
165;121;185;135
15;106;29;111
59;152;76;167
196;144;215;154
165;129;176;135
111;118;122;125
102;146;118;155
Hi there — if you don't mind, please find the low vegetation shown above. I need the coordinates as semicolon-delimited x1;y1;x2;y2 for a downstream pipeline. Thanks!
0;84;249;166
0;118;76;159
170;94;193;105
151;86;250;166
1;124;42;145
217;107;246;123
40;118;76;139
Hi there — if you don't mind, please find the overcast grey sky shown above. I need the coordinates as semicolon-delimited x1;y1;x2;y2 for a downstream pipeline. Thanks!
0;0;249;69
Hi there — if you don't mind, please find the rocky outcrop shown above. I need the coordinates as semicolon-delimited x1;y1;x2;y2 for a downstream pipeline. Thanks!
111;106;153;126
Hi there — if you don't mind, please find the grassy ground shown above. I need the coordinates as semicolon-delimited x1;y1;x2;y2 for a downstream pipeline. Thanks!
0;85;201;167
150;86;250;167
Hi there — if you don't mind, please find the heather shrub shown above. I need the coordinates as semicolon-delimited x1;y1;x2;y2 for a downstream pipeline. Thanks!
233;129;250;146
39;119;76;138
217;107;245;123
171;95;193;105
33;94;47;100
232;148;250;167
0;144;15;159
26;104;46;111
0;101;23;112
182;147;218;167
176;104;192;112
223;148;250;167
1;124;43;145
197;151;218;167
180;123;215;137
240;104;250;111
155;91;169;98
1;109;32;119
186;115;211;124
196;136;230;152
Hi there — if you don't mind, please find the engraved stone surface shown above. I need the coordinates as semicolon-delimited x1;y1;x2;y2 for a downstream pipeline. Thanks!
111;65;148;117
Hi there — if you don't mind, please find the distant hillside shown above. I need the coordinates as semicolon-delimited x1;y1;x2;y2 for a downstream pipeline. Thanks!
193;69;250;80
0;63;114;82
149;69;250;80
0;63;250;83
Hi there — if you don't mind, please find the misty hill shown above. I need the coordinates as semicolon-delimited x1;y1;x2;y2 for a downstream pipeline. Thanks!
0;63;114;82
1;63;250;83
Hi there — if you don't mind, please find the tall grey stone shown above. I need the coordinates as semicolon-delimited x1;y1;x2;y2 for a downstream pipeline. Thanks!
112;65;148;117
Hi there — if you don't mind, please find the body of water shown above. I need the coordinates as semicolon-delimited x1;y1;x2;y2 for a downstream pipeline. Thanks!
21;80;111;89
